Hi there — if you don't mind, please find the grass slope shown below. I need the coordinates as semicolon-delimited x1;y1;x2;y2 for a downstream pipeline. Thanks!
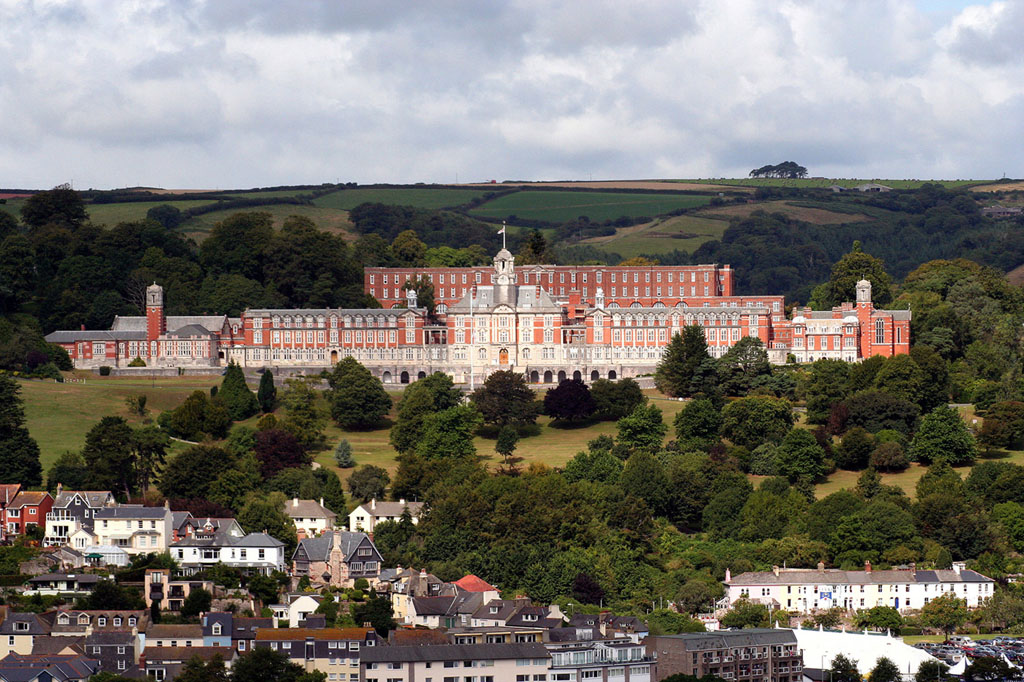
582;215;729;257
87;200;220;227
680;178;985;189
698;200;871;225
179;204;355;242
469;191;713;224
313;187;488;210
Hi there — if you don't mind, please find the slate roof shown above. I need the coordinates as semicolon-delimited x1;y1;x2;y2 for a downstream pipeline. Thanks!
231;617;272;639
94;505;169;520
448;285;559;313
0;653;100;681
27;574;100;585
45;330;146;343
164;323;216;339
143;646;230;662
728;568;994;585
52;492;114;509
172;531;282;549
110;316;226;333
293;531;372;562
361;643;549;663
31;636;85;655
0;612;50;635
84;631;135;645
471;599;521;622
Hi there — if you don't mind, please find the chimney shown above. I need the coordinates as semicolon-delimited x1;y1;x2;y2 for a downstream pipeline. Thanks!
293;497;298;507
320;498;324;508
817;562;825;572
81;324;85;331
400;499;406;505
371;498;376;511
910;562;917;572
772;565;780;577
864;560;872;573
725;568;731;583
57;483;63;495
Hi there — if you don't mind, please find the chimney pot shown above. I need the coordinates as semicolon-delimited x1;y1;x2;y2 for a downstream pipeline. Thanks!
400;499;406;505
371;498;376;510
817;562;825;572
293;497;298;507
865;560;872;573
772;565;780;577
320;497;324;508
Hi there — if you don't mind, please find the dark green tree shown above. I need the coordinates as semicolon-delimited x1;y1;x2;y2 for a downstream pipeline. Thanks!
964;658;1013;682
81;416;136;498
544;378;597;421
257;370;277;413
495;426;520;466
828;654;862;682
218;362;259;421
326;357;392;430
590;378;647;420
721;396;794;449
46;451;89;491
401;275;435;314
350;591;396;636
389;373;463;453
811;241;894;308
20;185;88;229
231;646;309;682
673;398;722;450
910;406;977;466
414;404;483;460
159;445;235;500
279;378;328;451
717;337;771;396
843;390;920;435
181;587;213;617
470;370;538;427
914;661;951;682
0;375;42;486
146;204;183;229
804;359;851;424
237;491;298;556
620;450;670;516
334;439;354;468
854;606;903;633
616;404;668;453
655;326;713;398
347;465;390;502
874;355;927;407
835;427;874;470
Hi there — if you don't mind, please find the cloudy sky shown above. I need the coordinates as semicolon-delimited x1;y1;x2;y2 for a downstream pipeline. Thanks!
0;0;1021;189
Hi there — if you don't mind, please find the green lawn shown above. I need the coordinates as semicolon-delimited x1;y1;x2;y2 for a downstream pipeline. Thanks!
584;215;729;258
313;188;487;211
469;191;713;224
179;204;354;242
18;375;223;470
0;198;26;218
86;200;220;227
678;178;986;189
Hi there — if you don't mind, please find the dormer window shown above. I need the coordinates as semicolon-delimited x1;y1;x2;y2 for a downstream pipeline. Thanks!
114;617;122;626
490;607;499;614
58;614;70;625
212;624;222;635
79;615;90;625
128;618;137;627
15;622;28;632
98;617;107;626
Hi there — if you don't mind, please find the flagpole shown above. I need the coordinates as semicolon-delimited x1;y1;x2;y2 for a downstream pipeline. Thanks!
501;221;507;250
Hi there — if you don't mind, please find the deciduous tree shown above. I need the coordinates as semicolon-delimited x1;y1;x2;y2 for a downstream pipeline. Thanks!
327;357;392;430
721;396;794;449
347;465;390;502
470;370;537;427
910;406;977;466
543;378;597;422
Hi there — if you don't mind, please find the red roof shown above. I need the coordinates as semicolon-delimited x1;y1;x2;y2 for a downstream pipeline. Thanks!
454;574;497;593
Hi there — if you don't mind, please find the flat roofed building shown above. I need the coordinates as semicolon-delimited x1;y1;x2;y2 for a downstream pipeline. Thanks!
359;642;551;682
646;629;802;682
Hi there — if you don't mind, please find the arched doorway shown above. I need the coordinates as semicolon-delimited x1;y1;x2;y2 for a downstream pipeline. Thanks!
591;370;600;381
417;371;426;379
608;370;617;379
530;370;539;383
543;370;553;383
572;370;582;381
400;371;410;384
330;350;338;364
499;348;509;365
557;370;567;383
382;371;392;384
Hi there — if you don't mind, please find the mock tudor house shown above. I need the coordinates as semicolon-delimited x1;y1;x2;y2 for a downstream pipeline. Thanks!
348;499;423;534
725;561;995;614
48;250;910;378
292;531;383;588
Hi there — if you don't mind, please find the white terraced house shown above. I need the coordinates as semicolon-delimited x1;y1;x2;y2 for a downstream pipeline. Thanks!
725;561;994;614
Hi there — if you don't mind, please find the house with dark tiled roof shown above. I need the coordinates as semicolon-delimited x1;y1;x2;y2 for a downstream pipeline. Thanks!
405;593;484;629
230;616;272;655
41;609;147;637
292;531;382;588
0;612;51;657
0;653;100;682
283;498;337;538
726;560;995;614
170;522;286;575
43;490;115;548
83;630;140;675
145;624;203;649
255;627;381;679
142;646;235;681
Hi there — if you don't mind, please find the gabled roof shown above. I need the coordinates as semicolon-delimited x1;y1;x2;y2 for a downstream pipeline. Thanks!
354;500;423;518
284;499;338;520
292;531;375;563
52;492;114;509
0;612;50;635
454;575;496;593
8;491;52;509
471;599;521;622
147;624;203;639
0;484;22;506
729;567;994;585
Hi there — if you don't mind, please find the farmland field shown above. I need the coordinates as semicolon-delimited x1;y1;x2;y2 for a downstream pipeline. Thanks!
469;191;714;224
314;187;488;211
582;214;729;257
87;200;220;226
466;180;750;193
0;198;26;218
699;200;871;225
178;204;355;241
681;178;986;189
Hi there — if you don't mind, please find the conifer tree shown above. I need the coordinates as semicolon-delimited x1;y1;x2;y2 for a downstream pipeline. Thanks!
655;326;712;397
218;362;259;421
0;375;42;487
257;370;277;413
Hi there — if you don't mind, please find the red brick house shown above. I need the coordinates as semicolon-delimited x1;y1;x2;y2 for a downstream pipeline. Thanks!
5;491;54;536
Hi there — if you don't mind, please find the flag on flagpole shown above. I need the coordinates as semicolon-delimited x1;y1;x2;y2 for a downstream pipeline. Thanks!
498;221;505;235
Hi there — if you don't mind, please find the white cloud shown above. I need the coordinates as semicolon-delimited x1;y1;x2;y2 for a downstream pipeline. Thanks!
0;0;1021;188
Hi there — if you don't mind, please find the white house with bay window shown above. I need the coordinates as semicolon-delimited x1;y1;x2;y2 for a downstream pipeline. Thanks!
725;561;994;614
170;525;286;575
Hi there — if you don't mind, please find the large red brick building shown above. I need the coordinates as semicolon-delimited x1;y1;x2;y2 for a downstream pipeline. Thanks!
47;250;910;382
